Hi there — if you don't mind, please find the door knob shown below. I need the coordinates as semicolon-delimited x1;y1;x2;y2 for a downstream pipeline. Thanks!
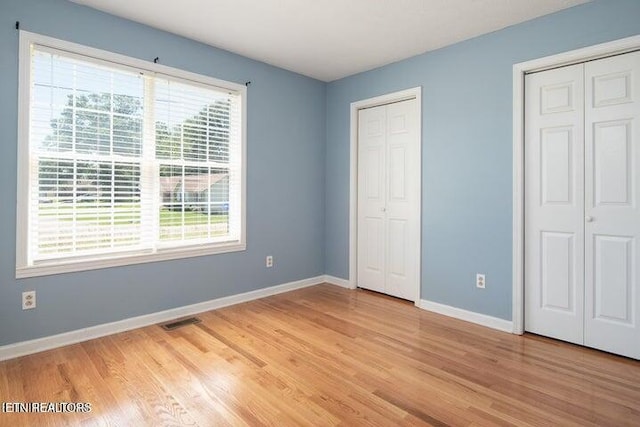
381;207;386;212
585;216;594;222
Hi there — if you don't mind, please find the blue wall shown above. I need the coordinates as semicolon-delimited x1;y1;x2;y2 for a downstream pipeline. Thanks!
325;0;640;320
2;0;640;347
0;0;325;345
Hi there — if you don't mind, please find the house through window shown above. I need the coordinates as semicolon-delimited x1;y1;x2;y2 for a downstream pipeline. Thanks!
16;32;246;278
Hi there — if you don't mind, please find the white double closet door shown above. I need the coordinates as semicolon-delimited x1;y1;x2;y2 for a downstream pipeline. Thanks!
525;51;640;359
357;98;419;301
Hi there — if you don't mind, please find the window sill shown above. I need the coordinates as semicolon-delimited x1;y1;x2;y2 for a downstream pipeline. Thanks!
15;241;246;279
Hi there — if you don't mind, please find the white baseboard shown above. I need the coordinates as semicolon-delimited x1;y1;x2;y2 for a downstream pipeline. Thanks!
0;275;325;362
418;299;513;333
323;275;355;289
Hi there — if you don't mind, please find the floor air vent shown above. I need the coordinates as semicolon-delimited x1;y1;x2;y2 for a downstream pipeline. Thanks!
160;317;202;331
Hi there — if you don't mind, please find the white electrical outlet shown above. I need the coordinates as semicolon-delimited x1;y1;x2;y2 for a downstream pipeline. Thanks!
266;255;273;268
22;291;36;310
476;274;486;289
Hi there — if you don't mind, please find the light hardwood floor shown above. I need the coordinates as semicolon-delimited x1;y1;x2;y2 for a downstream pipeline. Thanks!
1;284;639;426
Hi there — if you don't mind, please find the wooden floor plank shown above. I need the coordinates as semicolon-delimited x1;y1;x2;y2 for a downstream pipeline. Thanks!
1;284;639;426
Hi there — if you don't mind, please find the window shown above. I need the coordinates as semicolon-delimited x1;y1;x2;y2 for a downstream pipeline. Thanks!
16;32;246;278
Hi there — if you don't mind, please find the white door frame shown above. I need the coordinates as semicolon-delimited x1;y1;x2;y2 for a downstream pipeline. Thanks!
349;87;422;304
512;35;640;334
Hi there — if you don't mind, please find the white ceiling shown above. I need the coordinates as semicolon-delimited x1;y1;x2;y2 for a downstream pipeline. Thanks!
71;0;589;82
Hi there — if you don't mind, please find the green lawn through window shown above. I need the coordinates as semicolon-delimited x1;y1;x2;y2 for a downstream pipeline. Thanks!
38;203;228;226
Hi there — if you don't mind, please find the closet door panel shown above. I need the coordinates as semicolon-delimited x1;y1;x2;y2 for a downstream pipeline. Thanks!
584;51;640;359
525;64;585;345
357;105;386;293
384;99;419;301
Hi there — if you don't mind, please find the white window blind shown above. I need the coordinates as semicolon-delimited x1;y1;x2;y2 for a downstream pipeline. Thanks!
17;32;246;278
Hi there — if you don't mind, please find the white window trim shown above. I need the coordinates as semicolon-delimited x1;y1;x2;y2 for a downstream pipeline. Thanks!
16;31;247;279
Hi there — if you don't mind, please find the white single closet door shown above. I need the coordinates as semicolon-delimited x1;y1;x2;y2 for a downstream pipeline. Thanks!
525;63;586;345
357;99;419;301
584;51;640;359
